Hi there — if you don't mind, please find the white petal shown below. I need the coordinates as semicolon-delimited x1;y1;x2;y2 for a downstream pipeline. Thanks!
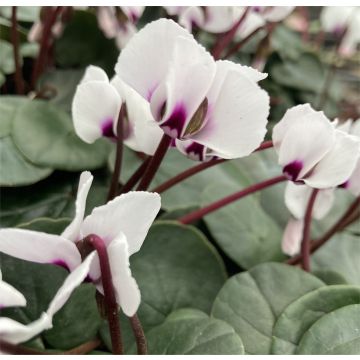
27;22;43;43
285;182;335;220
72;80;122;143
347;158;360;196
236;11;265;39
120;6;144;22
0;279;26;309
175;139;209;162
164;6;184;16
178;6;205;32
108;233;140;317
261;6;295;22
81;192;161;255
320;6;354;33
191;61;269;158
46;252;96;318
115;19;193;101
61;171;93;242
97;6;118;38
81;65;108;84
202;6;239;33
304;130;360;189
111;76;163;155
273;104;335;180
150;35;215;138
282;218;304;256
0;229;81;271
0;313;52;345
115;22;137;50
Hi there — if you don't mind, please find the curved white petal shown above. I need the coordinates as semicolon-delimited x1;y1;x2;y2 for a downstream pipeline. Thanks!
0;275;26;309
191;61;269;159
236;11;265;39
72;80;122;143
285;182;335;220
261;6;295;22
121;6;144;22
0;313;52;345
178;6;205;32
0;229;81;271
115;22;137;50
81;192;161;255
46;252;96;318
108;233;140;317
304;130;360;189
61;171;93;242
202;6;239;33
273;104;335;180
115;19;193;101
81;65;108;84
27;22;43;43
97;6;118;38
282;218;304;256
320;6;354;33
111;76;163;155
150;35;215;138
175;139;210;162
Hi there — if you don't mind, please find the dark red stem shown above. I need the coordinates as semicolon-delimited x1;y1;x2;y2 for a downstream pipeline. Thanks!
119;156;151;195
224;25;265;59
178;174;287;224
107;105;125;201
136;134;172;191
211;7;250;60
11;7;24;94
130;314;147;355
31;6;63;88
85;234;123;355
151;140;273;194
300;189;319;271
287;196;360;266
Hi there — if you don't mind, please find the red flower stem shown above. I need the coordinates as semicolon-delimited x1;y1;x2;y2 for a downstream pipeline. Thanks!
211;7;250;60
129;314;147;355
107;106;125;201
31;6;63;88
178;174;287;224
287;196;360;266
85;234;123;355
300;189;319;272
224;25;265;59
151;140;273;194
118;156;151;195
136;134;172;191
10;7;25;95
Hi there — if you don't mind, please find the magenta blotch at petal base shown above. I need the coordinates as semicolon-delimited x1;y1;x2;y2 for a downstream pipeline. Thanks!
283;160;303;181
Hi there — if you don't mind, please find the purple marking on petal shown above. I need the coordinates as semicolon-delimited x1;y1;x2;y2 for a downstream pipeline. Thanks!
52;259;70;272
101;118;116;139
161;104;187;139
0;304;4;310
338;180;349;189
186;142;205;161
283;160;303;182
252;6;262;12
333;24;346;38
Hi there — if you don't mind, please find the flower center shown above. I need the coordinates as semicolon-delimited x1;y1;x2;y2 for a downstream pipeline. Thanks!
283;160;303;182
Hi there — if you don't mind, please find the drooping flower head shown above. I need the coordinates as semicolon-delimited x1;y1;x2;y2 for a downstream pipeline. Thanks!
273;104;360;189
116;18;269;161
0;172;161;317
72;65;163;155
320;7;360;57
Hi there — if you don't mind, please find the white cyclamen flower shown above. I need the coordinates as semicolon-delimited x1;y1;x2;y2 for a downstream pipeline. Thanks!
0;253;95;348
72;65;163;155
272;104;360;189
0;172;161;317
320;7;360;57
116;19;269;161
